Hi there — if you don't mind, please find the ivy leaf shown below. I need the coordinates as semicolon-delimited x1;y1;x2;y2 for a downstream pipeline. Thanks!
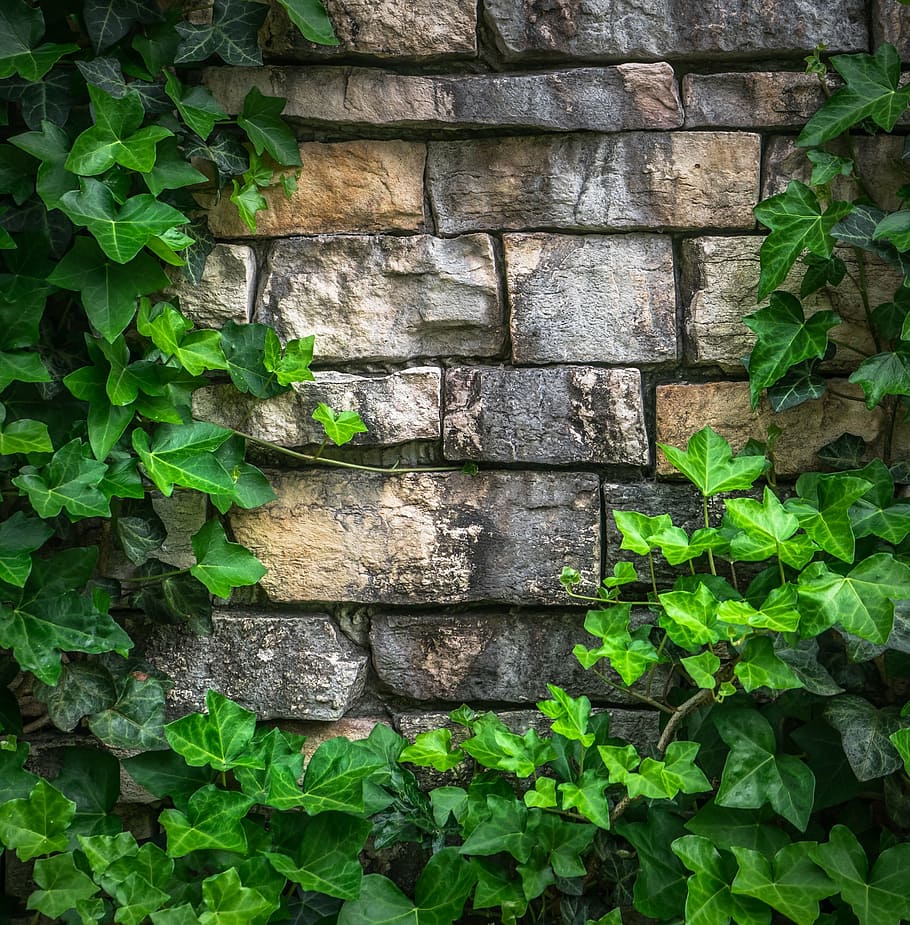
0;417;52;455
733;636;804;693
810;826;910;925
823;695;904;781
82;0;163;52
159;784;255;857
0;1;77;82
0;778;75;861
164;71;227;142
831;203;910;275
301;737;387;814
659;426;765;497
220;321;288;398
536;684;595;747
613;510;673;555
753;181;852;300
13;438;109;519
238;87;301;166
34;661;116;732
818;432;868;470
311;403;368;447
399;728;465;772
143;137;208;196
717;583;802;633
273;0;339;44
724;486;815;568
174;0;267;66
122;749;215;804
27;852;100;919
685;802;789;855
230;179;268;231
658;583;723;651
0;350;51;392
0;739;38;802
556;770;611;829
52;746;121;840
132;422;234;496
197;867;276;925
798;44;910;148
0;512;53;587
88;671;168;750
461;713;554;778
743;291;840;407
786;472;871;562
681;651;721;689
190;518;266;598
807;151;854;187
848;349;910;408
185;132;248;184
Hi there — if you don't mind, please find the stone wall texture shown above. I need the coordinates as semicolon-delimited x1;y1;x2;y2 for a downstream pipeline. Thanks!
141;1;910;759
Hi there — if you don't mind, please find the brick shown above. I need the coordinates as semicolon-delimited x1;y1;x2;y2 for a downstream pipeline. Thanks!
427;132;760;234
164;243;253;328
193;368;441;448
205;140;425;237
260;0;477;60
655;381;892;477
681;236;899;371
763;135;908;211
371;612;655;704
257;235;503;362
483;0;867;62
229;470;600;605
141;611;369;721
443;366;648;465
204;63;682;132
505;233;677;364
683;71;828;128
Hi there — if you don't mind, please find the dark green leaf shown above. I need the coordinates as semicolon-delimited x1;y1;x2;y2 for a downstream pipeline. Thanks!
27;852;100;919
34;662;116;732
132;421;234;496
818;433;868;470
122;749;216;803
13;438;109;519
238;86;301;166
849;349;910;408
174;0;267;66
823;695;903;781
0;512;52;587
83;0;163;53
302;736;386;814
88;671;167;750
767;360;827;411
272;0;338;44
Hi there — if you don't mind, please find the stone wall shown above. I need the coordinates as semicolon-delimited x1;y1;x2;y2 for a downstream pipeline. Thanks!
152;0;910;747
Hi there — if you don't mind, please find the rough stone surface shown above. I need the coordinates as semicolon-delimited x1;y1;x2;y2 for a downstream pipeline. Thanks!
763;135;909;212
164;244;254;328
205;64;682;132
483;0;867;62
872;0;910;58
257;235;503;362
655;381;891;477
683;71;828;128
141;612;369;720
151;491;208;569
681;236;901;371
205;141;426;237
505;233;677;364
371;612;655;704
427;133;760;234
229;471;601;605
260;0;477;59
443;365;648;465
193;368;441;447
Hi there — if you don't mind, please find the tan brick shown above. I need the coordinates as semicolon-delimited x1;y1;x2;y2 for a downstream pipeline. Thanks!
205;140;425;237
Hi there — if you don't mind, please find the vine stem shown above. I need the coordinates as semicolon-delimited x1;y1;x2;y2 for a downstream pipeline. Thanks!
22;715;52;735
591;667;674;715
703;495;717;577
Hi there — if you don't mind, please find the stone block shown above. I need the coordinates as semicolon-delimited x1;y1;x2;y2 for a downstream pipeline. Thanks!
260;0;477;59
229;470;600;605
151;491;208;569
164;243;254;328
193;368;441;447
655;381;891;477
371;612;654;704
205;140;425;237
482;0;867;62
443;366;648;465
141;612;368;721
504;233;677;364
427;132;760;234
204;63;682;132
872;0;910;59
681;236;900;371
763;135;909;212
257;234;503;362
683;71;828;128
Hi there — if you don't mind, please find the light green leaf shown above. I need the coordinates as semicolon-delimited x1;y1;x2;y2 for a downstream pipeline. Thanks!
164;71;227;141
13;438;109;520
400;728;465;772
786;472;871;562
537;684;595;747
613;510;673;554
557;770;611;829
190;518;266;598
733;636;804;693
160;784;254;857
198;867;276;925
681;651;721;689
460;713;554;778
312;403;367;447
132;422;234;496
724;486;815;568
658;583;723;651
0;778;75;860
301;736;387;814
659;426;765;497
272;0;338;44
0;417;52;454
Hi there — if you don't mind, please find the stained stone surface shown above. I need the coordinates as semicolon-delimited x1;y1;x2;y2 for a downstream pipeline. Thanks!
164;244;254;328
872;0;910;58
443;365;648;465
204;63;682;132
371;612;658;704
256;235;503;362
482;0;867;62
205;140;426;237
229;470;601;605
505;233;677;364
427;132;760;234
141;612;369;721
193;368;442;447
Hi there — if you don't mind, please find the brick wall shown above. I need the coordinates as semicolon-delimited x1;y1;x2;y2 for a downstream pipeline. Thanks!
152;0;910;744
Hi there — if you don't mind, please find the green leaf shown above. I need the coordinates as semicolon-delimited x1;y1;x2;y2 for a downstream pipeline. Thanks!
724;486;815;568
0;778;75;860
190;518;266;598
198;867;276;925
461;713;554;778
312;403;367;447
807;150;854;186
659;426;765;497
810;826;910;925
635;741;712;800
143;137;208;196
613;510;673;555
82;0;163;53
175;0;267;66
753;181;852;300
160;784;254;857
132;422;234;496
557;770;611;829
681;651;721;689
685;802;789;855
0;512;52;587
229;179;267;231
34;662;116;732
537;684;595;747
798;44;910;147
849;349;910;408
717;583;802;633
233;726;306;809
658;583;723;651
122;749;215;803
164;72;227;142
0;739;38;802
220;321;291;398
301;736;388;814
890;726;910;773
53;746;121;840
743;291;840;406
0;350;50;392
823;695;904;781
731;844;834;925
238;87;301;166
88;671;167;750
273;0;339;44
786;472;871;562
13;438;109;519
400;728;465;772
733;636;804;693
27;852;99;918
873;209;910;252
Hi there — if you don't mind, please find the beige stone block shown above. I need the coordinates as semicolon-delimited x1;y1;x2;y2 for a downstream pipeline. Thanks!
164;243;254;327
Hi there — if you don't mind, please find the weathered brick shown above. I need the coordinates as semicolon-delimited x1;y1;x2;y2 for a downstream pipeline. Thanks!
229;471;600;604
483;0;867;62
683;71;828;128
141;612;369;721
371;612;654;704
443;366;648;465
204;64;682;132
261;0;477;60
505;233;677;364
205;140;426;237
763;135;909;211
256;235;503;362
427;133;760;234
655;381;892;477
164;243;254;328
681;236;899;371
194;368;441;447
